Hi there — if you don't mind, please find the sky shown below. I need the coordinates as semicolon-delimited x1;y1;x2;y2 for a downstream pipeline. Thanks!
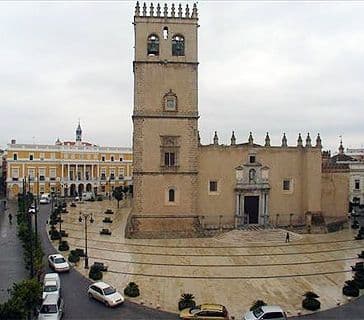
0;1;363;154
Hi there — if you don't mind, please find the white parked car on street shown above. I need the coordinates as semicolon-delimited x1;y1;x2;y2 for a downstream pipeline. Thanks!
42;273;61;300
40;194;51;204
28;205;38;214
87;282;124;307
243;306;287;320
38;295;64;320
48;254;70;273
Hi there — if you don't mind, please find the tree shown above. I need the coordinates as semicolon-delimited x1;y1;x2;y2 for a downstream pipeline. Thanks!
112;186;124;208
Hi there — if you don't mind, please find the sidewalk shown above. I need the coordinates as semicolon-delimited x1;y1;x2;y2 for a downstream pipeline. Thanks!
0;200;27;303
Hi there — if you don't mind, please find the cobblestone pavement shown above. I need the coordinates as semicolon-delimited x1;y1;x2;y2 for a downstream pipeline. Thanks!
0;200;27;303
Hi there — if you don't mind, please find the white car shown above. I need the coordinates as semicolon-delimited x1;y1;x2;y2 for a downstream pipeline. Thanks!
28;205;38;213
48;254;70;273
87;282;124;307
42;273;61;300
38;295;64;320
243;306;287;320
40;195;51;204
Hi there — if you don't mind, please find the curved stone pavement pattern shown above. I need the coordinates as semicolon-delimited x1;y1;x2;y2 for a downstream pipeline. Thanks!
56;200;364;319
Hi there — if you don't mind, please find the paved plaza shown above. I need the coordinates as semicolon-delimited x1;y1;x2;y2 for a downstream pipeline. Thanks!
52;199;364;319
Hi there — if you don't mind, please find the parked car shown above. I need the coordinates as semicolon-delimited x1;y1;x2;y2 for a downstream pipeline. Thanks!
242;306;287;320
82;192;95;201
180;304;229;319
48;254;70;272
38;295;64;320
40;194;51;204
42;273;61;300
87;281;124;307
28;205;38;214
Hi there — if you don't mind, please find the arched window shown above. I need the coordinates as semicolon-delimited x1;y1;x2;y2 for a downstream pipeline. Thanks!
168;188;175;202
172;34;185;56
147;34;159;56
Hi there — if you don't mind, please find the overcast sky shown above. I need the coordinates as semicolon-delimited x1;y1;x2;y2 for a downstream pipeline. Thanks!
0;1;363;153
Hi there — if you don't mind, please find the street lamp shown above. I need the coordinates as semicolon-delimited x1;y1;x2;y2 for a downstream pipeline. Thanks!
78;211;94;269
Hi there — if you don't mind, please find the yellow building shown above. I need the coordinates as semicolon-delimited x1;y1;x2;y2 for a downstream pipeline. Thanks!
6;123;132;199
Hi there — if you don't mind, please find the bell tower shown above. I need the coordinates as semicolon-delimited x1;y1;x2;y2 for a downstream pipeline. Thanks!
132;2;199;217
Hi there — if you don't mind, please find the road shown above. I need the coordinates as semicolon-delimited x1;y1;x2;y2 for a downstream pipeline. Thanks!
38;203;178;320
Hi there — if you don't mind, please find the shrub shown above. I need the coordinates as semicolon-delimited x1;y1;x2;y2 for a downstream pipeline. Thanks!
50;230;61;240
68;252;80;263
302;298;321;311
342;285;359;297
103;217;113;223
124;282;140;298
303;291;319;299
250;300;267;311
58;241;69;251
89;265;103;281
97;196;103;201
178;293;196;311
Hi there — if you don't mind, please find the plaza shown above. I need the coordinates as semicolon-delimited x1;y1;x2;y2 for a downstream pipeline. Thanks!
51;199;364;319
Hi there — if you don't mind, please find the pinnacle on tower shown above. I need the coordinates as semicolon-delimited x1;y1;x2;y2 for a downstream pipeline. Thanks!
305;133;312;148
316;133;322;148
163;3;168;17
76;121;82;142
192;3;198;18
339;137;344;154
149;3;154;16
135;1;140;16
156;3;161;16
213;131;219;145
171;3;175;17
142;2;147;16
265;132;270;147
231;131;236;145
178;3;183;17
297;133;303;147
248;132;254;145
185;4;190;18
281;133;288;147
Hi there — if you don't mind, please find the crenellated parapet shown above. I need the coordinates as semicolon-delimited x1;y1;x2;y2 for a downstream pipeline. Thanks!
202;131;323;150
135;2;198;19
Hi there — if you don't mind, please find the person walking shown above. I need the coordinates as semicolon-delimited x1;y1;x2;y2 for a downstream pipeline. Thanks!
285;232;290;243
8;213;13;224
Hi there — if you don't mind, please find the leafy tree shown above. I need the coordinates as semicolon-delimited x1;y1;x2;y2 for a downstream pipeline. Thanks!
112;186;124;208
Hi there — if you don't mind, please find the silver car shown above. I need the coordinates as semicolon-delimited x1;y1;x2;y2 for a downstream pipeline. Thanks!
38;295;64;320
48;254;70;273
243;306;287;320
88;282;124;307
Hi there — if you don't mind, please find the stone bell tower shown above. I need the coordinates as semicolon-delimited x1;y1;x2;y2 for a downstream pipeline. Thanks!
132;2;199;217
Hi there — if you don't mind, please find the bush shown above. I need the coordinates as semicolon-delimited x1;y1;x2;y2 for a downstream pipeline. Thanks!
302;298;321;311
58;241;69;251
303;291;319;299
250;300;267;311
50;230;61;240
124;282;140;298
342;285;359;297
68;252;80;263
103;217;113;223
89;265;103;281
178;293;196;311
97;196;103;201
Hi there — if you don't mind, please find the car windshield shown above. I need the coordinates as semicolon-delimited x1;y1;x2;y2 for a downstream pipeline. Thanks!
54;257;66;264
103;286;117;295
190;306;201;315
253;307;264;318
40;304;57;314
44;285;57;292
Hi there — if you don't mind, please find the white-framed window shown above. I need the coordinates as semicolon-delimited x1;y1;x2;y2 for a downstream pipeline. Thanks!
282;178;294;193
209;181;218;192
28;168;35;180
11;167;19;180
118;167;125;179
119;156;123;162
50;168;56;181
101;155;105;162
101;168;106;180
110;168;115;180
13;153;18;161
168;188;175;202
111;155;114;162
29;153;34;161
39;168;45;181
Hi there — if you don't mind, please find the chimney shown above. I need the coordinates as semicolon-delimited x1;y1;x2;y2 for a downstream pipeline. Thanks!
11;139;16;144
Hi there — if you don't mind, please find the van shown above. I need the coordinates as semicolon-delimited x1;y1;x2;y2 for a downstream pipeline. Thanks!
82;192;94;201
42;273;61;300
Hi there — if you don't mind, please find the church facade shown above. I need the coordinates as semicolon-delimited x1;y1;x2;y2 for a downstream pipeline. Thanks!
129;3;348;237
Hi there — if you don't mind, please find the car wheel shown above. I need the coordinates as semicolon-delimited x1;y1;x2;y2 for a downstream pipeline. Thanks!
88;293;93;299
104;300;109;307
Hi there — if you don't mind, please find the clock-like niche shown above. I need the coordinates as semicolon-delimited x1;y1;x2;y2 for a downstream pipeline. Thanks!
163;89;178;112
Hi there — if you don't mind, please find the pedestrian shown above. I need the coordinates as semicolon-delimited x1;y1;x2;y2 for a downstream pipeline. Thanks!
285;232;290;243
3;200;6;210
8;213;13;224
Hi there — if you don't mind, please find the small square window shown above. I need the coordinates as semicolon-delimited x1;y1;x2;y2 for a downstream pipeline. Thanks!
249;155;256;163
283;179;290;191
119;157;123;162
101;156;105;162
209;181;218;192
29;154;34;161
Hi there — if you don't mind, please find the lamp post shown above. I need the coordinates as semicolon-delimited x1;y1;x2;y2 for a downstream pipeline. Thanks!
78;211;94;269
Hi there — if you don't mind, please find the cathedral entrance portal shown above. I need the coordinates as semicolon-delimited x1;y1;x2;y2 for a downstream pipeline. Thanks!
244;196;259;224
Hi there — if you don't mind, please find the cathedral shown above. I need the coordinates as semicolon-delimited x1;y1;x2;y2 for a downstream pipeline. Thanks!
128;2;348;237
